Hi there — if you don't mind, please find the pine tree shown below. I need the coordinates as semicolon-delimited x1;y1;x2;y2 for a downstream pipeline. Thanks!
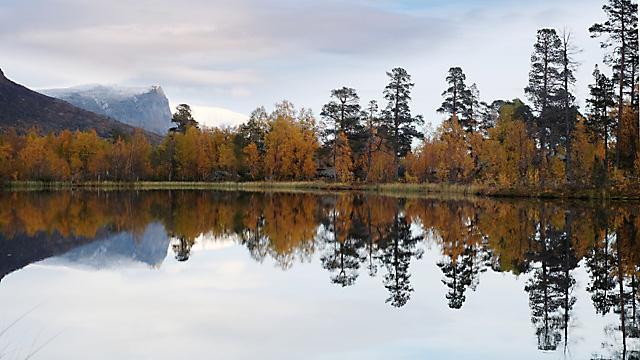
381;68;424;176
320;87;361;180
438;67;473;131
461;83;481;132
586;65;615;175
590;0;639;166
559;30;579;182
169;104;199;133
477;100;504;136
525;29;564;155
239;106;269;153
363;100;380;182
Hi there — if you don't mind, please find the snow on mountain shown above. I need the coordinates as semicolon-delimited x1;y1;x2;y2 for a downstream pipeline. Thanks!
42;84;172;135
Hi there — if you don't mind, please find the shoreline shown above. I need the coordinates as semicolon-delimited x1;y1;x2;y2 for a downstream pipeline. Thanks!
2;181;638;200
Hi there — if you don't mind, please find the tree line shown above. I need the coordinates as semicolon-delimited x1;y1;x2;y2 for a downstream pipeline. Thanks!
0;0;637;189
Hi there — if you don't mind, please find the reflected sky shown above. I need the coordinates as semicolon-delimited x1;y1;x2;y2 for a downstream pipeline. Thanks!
0;191;637;359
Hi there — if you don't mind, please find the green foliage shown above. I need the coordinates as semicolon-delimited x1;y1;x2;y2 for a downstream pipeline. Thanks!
170;104;199;134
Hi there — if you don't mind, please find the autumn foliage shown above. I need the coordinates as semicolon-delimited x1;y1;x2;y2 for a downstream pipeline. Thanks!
1;102;638;191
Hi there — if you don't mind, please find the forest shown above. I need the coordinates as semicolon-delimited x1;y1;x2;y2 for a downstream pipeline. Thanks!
0;0;638;194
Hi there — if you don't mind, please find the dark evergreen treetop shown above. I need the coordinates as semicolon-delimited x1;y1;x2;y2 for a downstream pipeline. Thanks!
590;0;638;167
589;0;638;72
239;106;270;152
170;104;199;133
381;67;424;160
586;65;616;143
438;67;470;119
320;86;362;139
525;29;564;114
478;100;504;135
525;28;565;150
590;0;639;107
461;82;481;132
320;87;363;177
364;100;380;128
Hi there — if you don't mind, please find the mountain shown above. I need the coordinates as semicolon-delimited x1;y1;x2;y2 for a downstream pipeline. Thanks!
42;84;172;135
0;68;160;139
57;223;170;269
0;229;105;282
0;223;171;282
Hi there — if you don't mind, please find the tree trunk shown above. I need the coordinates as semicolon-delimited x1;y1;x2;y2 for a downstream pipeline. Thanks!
393;86;400;178
605;107;610;185
563;37;572;184
616;230;627;359
616;8;626;168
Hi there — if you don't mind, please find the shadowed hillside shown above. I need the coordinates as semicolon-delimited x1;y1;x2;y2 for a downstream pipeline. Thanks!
0;68;161;141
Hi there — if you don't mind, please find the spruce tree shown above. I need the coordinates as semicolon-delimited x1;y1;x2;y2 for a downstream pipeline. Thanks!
170;104;198;133
320;87;361;180
380;68;424;176
363;100;380;181
461;83;481;133
239;106;270;153
586;65;616;173
525;28;564;155
559;30;579;182
438;67;473;131
590;0;639;166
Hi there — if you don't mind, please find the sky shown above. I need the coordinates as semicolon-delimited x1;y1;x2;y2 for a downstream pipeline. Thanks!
0;0;610;130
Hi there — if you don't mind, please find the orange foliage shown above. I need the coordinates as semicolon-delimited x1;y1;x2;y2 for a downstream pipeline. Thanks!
264;103;318;180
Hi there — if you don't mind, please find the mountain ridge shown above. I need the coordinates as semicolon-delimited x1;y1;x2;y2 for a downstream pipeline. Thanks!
0;68;162;142
42;84;172;135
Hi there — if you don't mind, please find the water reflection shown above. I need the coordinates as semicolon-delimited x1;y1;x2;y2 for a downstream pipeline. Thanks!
0;190;638;358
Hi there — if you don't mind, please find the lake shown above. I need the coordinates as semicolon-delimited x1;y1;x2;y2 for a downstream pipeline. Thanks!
0;190;638;359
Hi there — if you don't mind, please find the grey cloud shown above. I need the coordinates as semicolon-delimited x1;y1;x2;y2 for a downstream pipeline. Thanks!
0;0;607;127
0;0;457;109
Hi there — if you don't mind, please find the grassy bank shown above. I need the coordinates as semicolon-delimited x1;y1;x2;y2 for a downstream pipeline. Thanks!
1;180;478;194
2;180;638;200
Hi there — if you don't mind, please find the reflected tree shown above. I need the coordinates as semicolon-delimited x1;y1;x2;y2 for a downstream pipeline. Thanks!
524;208;578;351
588;208;640;359
320;195;361;286
171;236;194;261
438;243;490;309
378;203;424;307
587;209;617;315
433;202;490;309
239;196;270;263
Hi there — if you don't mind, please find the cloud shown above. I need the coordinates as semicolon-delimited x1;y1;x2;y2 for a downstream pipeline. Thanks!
0;0;449;67
186;105;248;128
0;0;608;129
137;67;260;87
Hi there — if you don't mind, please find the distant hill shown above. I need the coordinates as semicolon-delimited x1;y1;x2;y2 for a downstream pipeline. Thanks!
0;68;161;141
42;84;172;135
56;223;170;269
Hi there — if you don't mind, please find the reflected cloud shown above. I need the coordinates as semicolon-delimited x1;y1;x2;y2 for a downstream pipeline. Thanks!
0;190;638;358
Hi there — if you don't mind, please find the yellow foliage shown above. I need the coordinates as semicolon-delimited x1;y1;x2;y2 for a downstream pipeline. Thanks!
264;110;318;180
437;117;474;183
479;113;536;187
366;137;396;183
407;117;475;184
243;142;261;180
335;132;353;182
570;117;598;186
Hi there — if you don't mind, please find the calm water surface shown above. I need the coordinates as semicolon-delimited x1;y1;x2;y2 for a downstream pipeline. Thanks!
0;190;638;359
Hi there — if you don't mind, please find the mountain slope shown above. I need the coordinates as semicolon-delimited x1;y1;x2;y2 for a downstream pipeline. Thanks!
0;68;159;140
42;84;172;135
